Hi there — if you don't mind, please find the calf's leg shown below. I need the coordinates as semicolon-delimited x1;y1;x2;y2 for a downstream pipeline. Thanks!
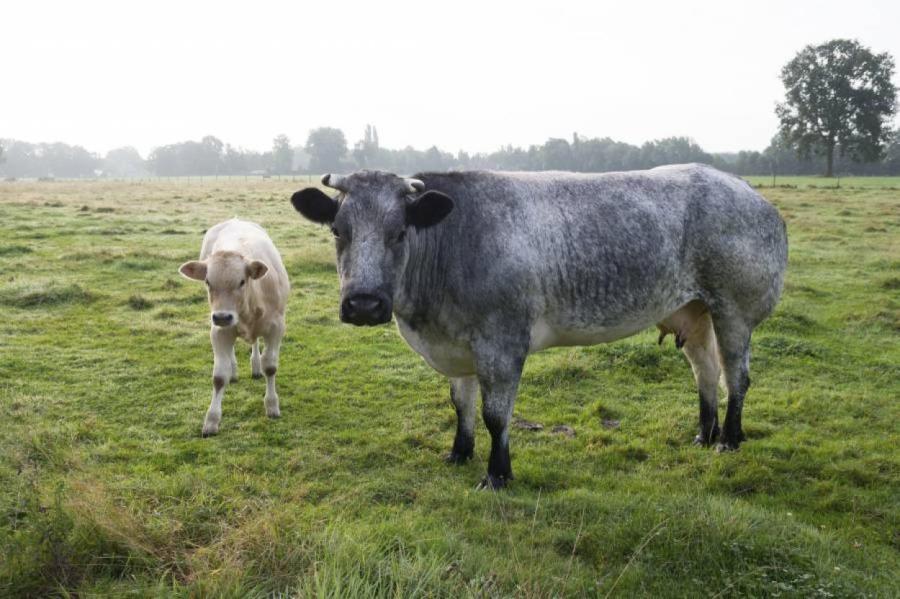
204;326;237;437
229;346;239;383
261;319;284;418
250;340;263;379
446;376;478;464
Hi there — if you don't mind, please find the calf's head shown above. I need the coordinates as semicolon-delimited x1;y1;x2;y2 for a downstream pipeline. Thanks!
179;251;269;328
290;171;453;326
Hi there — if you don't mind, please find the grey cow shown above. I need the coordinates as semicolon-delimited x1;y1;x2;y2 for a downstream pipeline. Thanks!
290;164;788;489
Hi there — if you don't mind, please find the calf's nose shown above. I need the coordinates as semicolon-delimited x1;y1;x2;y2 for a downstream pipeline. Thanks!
211;312;234;327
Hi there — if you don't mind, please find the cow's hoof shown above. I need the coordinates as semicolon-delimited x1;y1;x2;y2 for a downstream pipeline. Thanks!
267;410;281;419
252;372;264;380
693;427;720;447
476;474;510;491
444;450;473;465
201;427;218;438
715;440;740;453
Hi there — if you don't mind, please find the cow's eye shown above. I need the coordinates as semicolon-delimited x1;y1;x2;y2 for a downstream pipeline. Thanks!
395;230;406;244
331;226;340;239
239;279;245;287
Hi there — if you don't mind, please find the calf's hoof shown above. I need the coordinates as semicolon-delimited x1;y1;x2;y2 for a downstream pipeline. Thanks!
476;473;511;491
444;449;473;465
252;372;264;380
265;400;281;419
201;425;219;438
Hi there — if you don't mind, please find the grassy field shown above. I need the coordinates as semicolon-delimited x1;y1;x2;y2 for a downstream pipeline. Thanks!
744;175;900;189
0;178;897;597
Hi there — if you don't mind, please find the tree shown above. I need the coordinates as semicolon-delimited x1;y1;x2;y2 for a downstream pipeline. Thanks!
776;39;897;177
352;124;380;168
103;146;146;177
198;135;225;175
542;138;573;170
272;134;293;174
306;127;348;174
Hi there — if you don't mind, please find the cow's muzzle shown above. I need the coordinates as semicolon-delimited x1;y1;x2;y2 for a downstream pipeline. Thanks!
341;293;391;326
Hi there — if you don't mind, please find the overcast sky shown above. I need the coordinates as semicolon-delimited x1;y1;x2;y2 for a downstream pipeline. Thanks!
4;0;898;156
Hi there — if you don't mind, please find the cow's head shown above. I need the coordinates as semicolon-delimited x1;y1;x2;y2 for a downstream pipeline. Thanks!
290;171;453;326
179;251;269;328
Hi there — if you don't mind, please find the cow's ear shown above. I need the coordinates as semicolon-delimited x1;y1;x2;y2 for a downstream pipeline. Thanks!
291;188;338;224
246;260;269;280
407;191;454;229
179;260;207;281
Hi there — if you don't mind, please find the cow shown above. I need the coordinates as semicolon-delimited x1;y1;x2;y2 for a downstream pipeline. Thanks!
289;164;788;489
179;218;290;436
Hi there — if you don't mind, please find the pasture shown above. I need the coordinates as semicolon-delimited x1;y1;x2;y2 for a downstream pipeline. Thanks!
0;178;897;597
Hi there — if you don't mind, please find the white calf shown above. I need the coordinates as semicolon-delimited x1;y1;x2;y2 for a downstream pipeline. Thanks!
179;219;290;436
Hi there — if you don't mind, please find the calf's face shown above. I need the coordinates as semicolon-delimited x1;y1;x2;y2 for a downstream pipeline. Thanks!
291;173;453;326
179;252;269;328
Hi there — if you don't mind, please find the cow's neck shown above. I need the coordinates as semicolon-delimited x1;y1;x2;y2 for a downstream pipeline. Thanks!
394;227;448;326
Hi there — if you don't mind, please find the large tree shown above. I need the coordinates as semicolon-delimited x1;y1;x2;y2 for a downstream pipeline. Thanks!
776;39;897;177
271;134;293;174
305;127;348;174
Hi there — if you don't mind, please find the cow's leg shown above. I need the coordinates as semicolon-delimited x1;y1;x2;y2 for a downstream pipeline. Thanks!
711;315;752;452
473;339;527;490
682;312;721;446
250;339;263;379
204;326;237;437
446;376;478;464
261;319;284;419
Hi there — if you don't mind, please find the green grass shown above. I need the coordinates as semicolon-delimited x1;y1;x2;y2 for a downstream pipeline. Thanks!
0;178;897;597
744;175;900;189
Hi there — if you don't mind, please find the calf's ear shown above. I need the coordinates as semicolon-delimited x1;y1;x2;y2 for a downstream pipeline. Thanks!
291;188;338;224
407;191;454;230
246;260;269;280
179;260;207;281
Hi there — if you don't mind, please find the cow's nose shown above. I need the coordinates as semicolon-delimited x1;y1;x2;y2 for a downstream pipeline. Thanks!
211;312;234;327
341;294;390;325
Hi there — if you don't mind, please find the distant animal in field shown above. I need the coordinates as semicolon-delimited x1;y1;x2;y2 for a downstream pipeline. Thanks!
179;218;290;436
290;165;788;489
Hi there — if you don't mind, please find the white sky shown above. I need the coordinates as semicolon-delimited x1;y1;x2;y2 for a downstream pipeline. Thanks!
3;0;898;157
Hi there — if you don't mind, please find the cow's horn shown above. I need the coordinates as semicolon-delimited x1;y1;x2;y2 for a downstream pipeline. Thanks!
404;178;425;193
321;173;346;190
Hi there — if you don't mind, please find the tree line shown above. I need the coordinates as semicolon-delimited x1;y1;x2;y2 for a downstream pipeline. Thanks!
2;39;895;179
2;127;899;179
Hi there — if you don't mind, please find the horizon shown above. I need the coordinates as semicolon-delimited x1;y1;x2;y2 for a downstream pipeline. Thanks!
3;0;899;157
0;129;777;159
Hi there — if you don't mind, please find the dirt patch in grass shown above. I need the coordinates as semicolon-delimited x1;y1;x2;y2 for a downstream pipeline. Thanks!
881;277;900;290
127;295;154;310
0;244;33;256
0;283;96;308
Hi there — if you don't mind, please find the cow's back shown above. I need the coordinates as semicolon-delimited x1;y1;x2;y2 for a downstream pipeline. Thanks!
407;165;785;342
